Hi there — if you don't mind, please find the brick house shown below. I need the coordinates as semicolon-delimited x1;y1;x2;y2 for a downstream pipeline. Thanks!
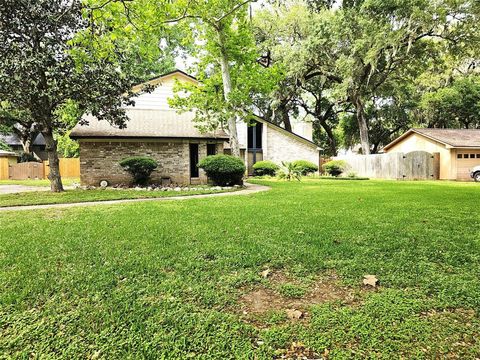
70;70;321;186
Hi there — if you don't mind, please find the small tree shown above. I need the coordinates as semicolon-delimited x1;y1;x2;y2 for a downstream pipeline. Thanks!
119;157;158;186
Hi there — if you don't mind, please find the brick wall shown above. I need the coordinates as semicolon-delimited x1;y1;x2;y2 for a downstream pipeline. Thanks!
79;139;223;186
264;124;320;167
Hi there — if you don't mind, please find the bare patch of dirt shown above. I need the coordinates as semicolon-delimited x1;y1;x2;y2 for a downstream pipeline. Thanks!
237;270;358;326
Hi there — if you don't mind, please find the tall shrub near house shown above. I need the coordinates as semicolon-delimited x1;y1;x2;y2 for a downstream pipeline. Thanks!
120;157;158;185
198;155;245;186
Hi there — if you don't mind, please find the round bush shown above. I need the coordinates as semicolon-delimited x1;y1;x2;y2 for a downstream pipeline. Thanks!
322;160;347;177
292;160;319;175
119;156;158;185
252;160;279;176
198;154;245;186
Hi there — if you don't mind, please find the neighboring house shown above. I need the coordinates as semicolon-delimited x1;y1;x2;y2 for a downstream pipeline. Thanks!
383;128;480;181
0;133;48;160
70;70;321;186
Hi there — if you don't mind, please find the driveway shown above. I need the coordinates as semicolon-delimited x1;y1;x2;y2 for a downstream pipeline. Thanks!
0;185;51;194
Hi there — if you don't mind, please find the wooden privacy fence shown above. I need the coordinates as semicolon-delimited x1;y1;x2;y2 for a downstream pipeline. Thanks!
0;158;9;180
8;162;44;180
44;158;80;178
1;158;80;180
336;151;440;180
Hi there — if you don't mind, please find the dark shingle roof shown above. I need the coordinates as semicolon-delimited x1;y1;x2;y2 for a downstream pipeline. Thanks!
413;128;480;147
0;133;46;146
70;109;229;140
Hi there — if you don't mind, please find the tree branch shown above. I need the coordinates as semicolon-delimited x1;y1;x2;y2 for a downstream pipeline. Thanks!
214;0;256;23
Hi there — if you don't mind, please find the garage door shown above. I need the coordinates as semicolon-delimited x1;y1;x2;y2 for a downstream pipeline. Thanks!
456;151;480;181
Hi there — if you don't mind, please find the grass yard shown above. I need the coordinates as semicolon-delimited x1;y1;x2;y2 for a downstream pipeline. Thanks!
0;178;80;187
0;187;235;208
1;179;479;358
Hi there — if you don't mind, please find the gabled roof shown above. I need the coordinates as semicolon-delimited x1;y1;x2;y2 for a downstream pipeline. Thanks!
70;69;319;147
254;116;321;150
131;69;198;93
71;69;228;140
383;128;480;151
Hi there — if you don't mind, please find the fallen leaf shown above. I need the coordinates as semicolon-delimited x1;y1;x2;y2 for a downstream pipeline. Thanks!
286;309;303;320
260;269;271;278
363;274;379;287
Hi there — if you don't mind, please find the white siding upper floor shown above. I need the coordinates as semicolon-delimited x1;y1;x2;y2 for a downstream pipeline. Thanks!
127;72;196;111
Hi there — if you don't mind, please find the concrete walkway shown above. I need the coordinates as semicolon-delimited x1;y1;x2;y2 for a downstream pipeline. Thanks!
0;185;51;194
0;183;270;212
0;185;74;194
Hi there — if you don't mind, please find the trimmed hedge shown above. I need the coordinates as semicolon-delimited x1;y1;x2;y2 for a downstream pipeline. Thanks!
322;160;347;177
119;156;158;185
292;160;319;175
198;154;245;186
252;160;279;176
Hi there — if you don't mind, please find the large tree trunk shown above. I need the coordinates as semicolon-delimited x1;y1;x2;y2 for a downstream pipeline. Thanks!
353;95;370;155
317;119;337;156
42;129;64;192
21;137;32;154
279;103;292;132
217;27;241;158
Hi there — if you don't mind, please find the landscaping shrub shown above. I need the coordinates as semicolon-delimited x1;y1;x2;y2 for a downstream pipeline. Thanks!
252;160;279;176
277;161;302;181
322;160;347;177
292;159;319;175
119;156;158;185
198;154;245;186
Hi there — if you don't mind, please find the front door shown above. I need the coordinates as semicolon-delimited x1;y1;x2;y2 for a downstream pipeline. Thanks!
190;143;199;178
247;121;263;175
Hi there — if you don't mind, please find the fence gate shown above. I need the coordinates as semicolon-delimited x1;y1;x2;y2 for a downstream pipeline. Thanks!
402;151;438;180
8;162;45;180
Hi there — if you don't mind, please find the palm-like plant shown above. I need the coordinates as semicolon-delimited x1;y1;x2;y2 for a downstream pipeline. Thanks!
277;161;302;181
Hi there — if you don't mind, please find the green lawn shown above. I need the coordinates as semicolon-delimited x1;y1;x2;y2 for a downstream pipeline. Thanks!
0;178;80;187
1;179;479;359
0;187;234;207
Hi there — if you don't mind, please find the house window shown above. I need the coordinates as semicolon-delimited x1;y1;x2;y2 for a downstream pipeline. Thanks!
477;154;480;158
457;154;462;159
470;154;476;158
464;154;469;159
247;121;263;149
190;143;199;178
207;143;216;156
